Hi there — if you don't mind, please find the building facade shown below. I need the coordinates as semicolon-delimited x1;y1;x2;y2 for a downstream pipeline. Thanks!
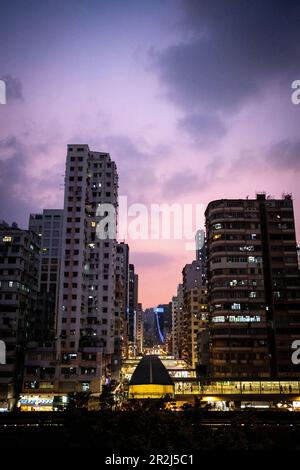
206;194;300;379
115;242;129;363
0;222;40;409
28;209;63;341
128;264;138;356
136;302;143;355
56;144;119;393
171;283;184;358
182;286;208;369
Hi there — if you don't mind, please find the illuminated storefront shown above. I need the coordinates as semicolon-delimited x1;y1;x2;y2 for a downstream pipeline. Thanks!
18;395;54;411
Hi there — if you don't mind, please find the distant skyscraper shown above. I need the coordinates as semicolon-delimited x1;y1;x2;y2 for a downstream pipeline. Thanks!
195;229;206;263
181;258;208;368
57;144;119;393
182;260;205;290
153;304;172;346
136;302;143;355
171;284;184;358
128;264;138;354
206;194;300;378
181;286;208;368
115;242;129;365
142;308;156;348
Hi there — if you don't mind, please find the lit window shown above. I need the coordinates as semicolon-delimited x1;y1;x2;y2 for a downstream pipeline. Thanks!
2;236;12;243
82;382;90;392
91;221;96;228
231;303;241;310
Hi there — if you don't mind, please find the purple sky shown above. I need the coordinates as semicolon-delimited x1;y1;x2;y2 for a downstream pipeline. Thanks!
1;0;300;307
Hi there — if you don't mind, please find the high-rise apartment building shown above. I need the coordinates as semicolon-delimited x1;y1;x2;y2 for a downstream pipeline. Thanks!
128;264;138;355
115;242;129;364
56;144;119;393
195;229;207;263
182;260;205;290
181;259;207;368
28;210;63;340
171;284;184;358
0;222;40;409
206;194;300;379
136;302;143;355
182;286;208;369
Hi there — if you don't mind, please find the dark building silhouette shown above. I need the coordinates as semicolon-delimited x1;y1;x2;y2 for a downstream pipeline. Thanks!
0;221;40;409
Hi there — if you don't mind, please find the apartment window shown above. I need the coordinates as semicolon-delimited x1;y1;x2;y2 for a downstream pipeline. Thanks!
231;303;241;310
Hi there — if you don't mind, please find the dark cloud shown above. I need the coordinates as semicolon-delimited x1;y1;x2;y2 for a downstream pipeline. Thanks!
0;137;32;226
178;112;227;144
162;170;201;197
1;75;23;101
161;155;222;197
267;139;300;170
152;0;300;114
228;139;300;175
0;136;63;228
